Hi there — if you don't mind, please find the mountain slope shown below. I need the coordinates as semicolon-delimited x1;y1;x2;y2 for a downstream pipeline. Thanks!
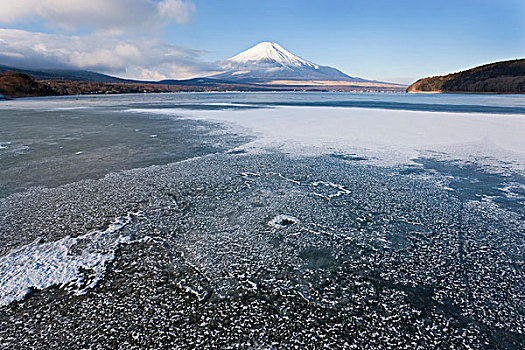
0;65;135;83
407;59;525;93
211;42;372;83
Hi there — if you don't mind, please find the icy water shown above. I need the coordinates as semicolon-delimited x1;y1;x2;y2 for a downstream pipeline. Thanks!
0;92;524;349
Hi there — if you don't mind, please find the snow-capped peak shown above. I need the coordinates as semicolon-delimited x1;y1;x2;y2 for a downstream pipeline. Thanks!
229;42;319;68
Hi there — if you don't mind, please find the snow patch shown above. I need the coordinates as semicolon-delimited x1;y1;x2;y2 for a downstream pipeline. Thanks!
268;215;299;229
0;212;142;307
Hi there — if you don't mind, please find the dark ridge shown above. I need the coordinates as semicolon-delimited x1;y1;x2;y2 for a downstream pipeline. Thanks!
407;59;525;94
0;64;135;83
0;71;56;97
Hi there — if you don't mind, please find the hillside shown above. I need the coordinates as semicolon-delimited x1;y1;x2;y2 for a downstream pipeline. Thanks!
0;65;134;84
407;59;525;93
0;71;56;97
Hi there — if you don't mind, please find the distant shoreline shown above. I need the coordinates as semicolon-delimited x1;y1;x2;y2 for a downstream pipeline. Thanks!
0;68;406;99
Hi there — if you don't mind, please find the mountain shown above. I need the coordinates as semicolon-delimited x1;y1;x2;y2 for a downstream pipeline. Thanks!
0;42;407;97
210;42;384;85
407;59;525;94
0;65;134;84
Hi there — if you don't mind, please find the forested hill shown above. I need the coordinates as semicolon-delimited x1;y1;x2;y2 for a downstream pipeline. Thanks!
407;59;525;93
0;71;55;97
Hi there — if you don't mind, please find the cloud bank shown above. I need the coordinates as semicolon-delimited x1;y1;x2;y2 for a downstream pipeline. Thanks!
0;29;218;80
0;0;196;30
0;0;213;80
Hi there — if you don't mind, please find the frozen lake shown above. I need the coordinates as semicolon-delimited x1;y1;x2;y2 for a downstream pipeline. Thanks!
0;92;524;348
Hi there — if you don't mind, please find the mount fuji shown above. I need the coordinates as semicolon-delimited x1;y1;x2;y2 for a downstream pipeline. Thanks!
210;42;383;85
0;41;405;96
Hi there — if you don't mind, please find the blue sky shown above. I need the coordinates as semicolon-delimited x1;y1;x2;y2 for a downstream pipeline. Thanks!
167;0;525;83
0;0;523;83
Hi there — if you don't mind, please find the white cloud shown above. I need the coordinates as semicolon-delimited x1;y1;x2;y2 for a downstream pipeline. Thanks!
0;0;196;30
157;0;196;24
139;69;167;81
0;29;218;80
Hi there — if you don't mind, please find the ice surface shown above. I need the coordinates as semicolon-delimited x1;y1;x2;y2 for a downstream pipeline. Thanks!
1;94;524;347
127;106;525;172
